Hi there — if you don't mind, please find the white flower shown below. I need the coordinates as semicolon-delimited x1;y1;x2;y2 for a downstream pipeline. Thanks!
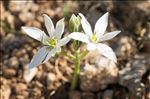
68;12;121;63
22;14;70;69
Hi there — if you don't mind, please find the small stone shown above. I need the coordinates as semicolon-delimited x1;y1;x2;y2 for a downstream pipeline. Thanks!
129;83;146;99
32;88;42;97
44;62;54;72
146;92;150;99
3;68;16;78
0;85;11;99
114;36;136;58
82;92;95;99
11;77;17;83
69;91;81;99
13;83;27;94
0;77;8;85
97;92;103;99
19;55;29;65
141;41;150;53
22;91;29;98
119;54;149;92
5;12;15;28
47;73;56;84
36;15;43;23
32;20;41;28
24;44;32;52
4;32;15;41
46;72;56;89
31;4;39;12
102;90;113;99
16;95;25;99
19;12;34;23
8;57;19;68
34;81;43;88
17;90;29;98
146;76;150;99
35;67;45;82
80;50;118;92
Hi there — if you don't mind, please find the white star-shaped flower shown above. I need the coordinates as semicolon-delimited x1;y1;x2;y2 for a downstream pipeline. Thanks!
68;12;121;63
22;14;70;69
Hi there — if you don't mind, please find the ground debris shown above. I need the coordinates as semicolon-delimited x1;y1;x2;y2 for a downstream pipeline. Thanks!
80;50;118;92
119;54;150;98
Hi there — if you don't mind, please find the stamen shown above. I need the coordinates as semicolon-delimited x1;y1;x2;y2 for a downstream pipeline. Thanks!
91;35;97;43
48;37;58;47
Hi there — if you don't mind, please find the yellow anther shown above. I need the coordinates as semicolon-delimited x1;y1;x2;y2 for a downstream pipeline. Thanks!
91;35;97;43
48;38;58;47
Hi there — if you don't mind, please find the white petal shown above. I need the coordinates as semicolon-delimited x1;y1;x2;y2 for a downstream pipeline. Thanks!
100;31;121;41
29;46;49;69
24;67;38;83
79;13;93;37
56;47;61;53
58;37;70;47
43;14;54;37
22;27;48;43
43;47;59;63
87;43;97;51
96;43;117;63
68;32;90;43
95;12;109;37
54;18;65;39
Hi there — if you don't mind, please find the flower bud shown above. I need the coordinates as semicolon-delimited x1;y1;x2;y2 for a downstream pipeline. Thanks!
69;14;81;32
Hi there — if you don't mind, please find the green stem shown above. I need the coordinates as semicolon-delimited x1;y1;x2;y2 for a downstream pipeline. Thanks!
71;50;80;90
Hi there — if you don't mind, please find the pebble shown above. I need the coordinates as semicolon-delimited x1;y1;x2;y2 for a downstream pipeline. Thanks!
102;90;113;99
97;92;103;99
3;68;16;78
32;88;42;97
0;77;8;85
8;57;19;68
44;62;54;72
119;54;149;92
46;72;56;89
114;36;136;58
82;92;95;99
35;68;46;82
142;41;150;53
17;90;29;98
69;91;81;99
34;81;43;88
0;85;11;99
16;95;25;99
80;50;118;92
146;75;150;99
13;83;27;94
47;73;56;84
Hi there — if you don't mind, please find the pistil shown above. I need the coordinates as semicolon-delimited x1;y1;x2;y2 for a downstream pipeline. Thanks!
48;37;58;47
90;34;98;43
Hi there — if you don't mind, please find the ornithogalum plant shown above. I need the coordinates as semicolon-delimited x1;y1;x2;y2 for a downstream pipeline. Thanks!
22;12;120;90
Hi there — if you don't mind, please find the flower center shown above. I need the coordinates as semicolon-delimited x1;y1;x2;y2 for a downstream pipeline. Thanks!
48;37;58;47
90;35;98;43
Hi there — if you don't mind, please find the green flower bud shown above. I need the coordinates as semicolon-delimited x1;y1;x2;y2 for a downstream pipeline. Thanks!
69;14;81;32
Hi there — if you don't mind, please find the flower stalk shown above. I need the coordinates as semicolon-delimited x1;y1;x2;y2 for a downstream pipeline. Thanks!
71;50;81;90
69;14;82;90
